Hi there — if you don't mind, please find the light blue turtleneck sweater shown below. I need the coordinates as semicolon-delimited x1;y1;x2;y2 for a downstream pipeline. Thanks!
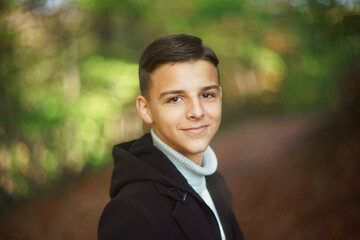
150;129;226;240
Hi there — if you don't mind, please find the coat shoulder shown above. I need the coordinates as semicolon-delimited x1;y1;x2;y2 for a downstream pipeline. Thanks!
98;191;162;240
98;181;178;240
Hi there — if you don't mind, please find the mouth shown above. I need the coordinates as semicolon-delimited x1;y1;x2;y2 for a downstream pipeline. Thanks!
181;125;209;135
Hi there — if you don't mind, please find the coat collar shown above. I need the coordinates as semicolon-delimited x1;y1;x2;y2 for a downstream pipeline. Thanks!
129;133;200;197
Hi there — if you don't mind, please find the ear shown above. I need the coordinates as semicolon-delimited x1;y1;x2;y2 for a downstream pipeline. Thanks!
219;86;223;99
136;95;153;124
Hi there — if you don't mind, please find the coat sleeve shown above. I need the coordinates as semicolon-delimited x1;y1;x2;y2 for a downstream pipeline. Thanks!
98;196;162;240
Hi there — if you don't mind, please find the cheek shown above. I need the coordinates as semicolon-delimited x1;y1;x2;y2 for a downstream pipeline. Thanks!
205;102;222;120
155;106;185;126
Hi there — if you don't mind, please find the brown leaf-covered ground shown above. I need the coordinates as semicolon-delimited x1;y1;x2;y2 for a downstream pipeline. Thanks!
1;114;359;240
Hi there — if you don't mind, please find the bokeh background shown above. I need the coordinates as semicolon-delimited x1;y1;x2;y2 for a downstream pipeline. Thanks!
0;0;359;239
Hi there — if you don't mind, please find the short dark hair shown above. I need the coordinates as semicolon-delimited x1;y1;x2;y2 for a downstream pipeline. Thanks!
139;34;220;98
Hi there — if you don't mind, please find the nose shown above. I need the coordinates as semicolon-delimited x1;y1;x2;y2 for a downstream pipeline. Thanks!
186;98;205;120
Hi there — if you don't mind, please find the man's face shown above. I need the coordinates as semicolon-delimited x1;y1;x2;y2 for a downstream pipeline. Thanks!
137;60;222;164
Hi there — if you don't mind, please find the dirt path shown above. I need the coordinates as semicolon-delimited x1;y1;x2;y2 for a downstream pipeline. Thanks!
0;167;111;239
214;115;360;240
1;114;359;240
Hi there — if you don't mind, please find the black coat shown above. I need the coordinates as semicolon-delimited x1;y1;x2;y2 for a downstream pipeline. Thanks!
98;133;245;240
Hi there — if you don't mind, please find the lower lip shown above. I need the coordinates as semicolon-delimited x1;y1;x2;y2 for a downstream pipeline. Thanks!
182;126;208;134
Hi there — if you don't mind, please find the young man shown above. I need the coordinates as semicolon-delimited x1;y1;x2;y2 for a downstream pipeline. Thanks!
98;34;245;240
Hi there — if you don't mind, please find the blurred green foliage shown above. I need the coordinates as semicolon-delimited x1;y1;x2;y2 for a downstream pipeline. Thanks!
0;0;359;209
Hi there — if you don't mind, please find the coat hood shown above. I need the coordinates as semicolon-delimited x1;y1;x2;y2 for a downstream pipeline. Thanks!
109;133;192;198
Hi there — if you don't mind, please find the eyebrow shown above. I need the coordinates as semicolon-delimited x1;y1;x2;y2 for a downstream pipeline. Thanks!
159;85;220;99
202;85;220;91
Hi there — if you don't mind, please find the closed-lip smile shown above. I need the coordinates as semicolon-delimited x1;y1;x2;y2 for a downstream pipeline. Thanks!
181;125;209;134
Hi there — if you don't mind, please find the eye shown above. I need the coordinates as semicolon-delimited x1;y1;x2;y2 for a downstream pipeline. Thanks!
201;92;215;99
167;96;182;103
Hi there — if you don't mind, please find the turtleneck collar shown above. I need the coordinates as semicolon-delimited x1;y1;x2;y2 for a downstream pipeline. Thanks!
150;129;217;187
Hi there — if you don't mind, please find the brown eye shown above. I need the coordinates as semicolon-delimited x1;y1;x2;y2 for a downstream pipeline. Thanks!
168;96;181;103
202;93;214;98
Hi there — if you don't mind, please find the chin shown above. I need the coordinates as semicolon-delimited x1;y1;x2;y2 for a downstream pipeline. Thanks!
186;142;209;154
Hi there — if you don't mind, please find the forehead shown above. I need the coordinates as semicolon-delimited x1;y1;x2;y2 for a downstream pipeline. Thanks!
148;60;219;93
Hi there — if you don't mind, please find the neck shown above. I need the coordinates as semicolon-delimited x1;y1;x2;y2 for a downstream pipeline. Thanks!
183;152;203;166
